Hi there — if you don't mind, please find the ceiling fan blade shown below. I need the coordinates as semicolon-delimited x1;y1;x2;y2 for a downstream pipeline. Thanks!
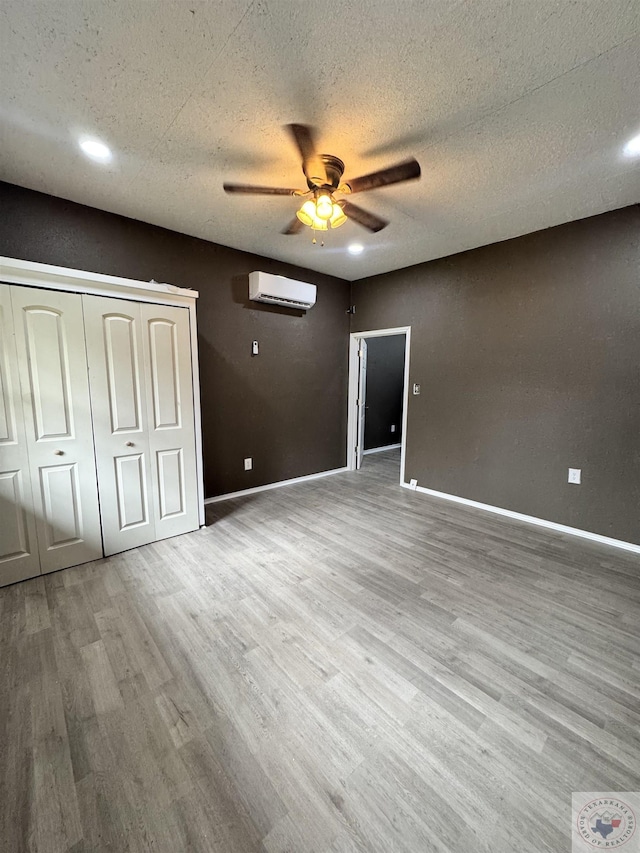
223;183;297;195
286;123;328;186
286;123;317;164
340;200;388;233
281;216;305;235
343;158;421;194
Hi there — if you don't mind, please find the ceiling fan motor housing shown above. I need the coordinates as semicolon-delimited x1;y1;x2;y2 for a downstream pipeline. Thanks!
305;154;345;190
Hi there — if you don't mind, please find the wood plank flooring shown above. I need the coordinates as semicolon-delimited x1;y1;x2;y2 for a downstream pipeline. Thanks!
1;450;639;852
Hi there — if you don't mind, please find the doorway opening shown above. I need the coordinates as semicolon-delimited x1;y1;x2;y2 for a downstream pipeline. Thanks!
347;327;411;484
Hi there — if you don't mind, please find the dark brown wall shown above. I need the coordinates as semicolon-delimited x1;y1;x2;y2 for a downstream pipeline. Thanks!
364;335;405;450
0;182;351;498
352;206;640;544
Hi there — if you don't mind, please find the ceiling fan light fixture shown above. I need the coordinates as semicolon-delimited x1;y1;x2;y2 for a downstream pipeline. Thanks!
296;199;331;230
297;192;346;230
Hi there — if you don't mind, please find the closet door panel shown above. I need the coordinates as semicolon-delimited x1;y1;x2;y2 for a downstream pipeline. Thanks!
103;313;144;433
10;286;103;574
0;286;40;586
0;471;35;573
157;448;185;519
83;295;156;555
39;462;84;547
148;318;180;429
114;452;149;528
141;304;199;540
23;306;74;439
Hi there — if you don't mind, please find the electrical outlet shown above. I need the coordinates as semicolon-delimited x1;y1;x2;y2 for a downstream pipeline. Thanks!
390;424;396;433
409;478;418;489
568;468;581;484
244;457;252;471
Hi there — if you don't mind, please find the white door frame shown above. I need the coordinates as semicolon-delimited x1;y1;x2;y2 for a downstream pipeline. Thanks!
0;256;205;526
355;337;367;470
347;326;411;484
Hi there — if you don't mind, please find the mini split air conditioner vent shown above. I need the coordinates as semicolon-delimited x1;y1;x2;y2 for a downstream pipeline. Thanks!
259;294;311;309
249;271;317;310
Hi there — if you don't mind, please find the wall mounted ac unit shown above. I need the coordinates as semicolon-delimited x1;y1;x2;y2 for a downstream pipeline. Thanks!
249;271;317;310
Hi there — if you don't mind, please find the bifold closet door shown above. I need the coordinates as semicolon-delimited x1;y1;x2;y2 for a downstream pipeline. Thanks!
83;296;155;554
83;295;199;556
140;302;199;543
0;286;40;585
9;286;103;574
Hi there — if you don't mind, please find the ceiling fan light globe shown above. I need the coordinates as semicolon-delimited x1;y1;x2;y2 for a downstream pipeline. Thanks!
297;200;317;227
329;204;347;228
315;192;334;220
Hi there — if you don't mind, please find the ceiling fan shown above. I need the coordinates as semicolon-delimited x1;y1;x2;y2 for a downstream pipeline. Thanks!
223;124;421;236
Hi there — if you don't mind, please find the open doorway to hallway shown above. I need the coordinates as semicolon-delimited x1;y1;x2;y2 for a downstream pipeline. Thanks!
347;327;411;484
361;334;405;457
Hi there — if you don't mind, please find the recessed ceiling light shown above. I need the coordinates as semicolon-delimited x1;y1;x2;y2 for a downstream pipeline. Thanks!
348;243;364;255
79;137;112;163
623;133;640;158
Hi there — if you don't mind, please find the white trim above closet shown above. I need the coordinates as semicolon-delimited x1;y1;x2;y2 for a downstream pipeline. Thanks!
1;256;198;301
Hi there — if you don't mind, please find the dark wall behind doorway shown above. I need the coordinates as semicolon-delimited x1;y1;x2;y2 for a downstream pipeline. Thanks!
0;181;351;499
364;335;405;451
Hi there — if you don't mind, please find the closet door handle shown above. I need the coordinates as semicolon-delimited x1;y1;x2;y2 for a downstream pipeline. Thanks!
125;441;134;447
54;450;64;456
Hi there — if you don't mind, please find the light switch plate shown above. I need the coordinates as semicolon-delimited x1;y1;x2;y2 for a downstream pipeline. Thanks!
244;457;253;471
568;468;581;484
413;383;421;395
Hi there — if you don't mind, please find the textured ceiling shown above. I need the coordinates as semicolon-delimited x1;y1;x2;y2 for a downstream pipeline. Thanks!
1;1;639;281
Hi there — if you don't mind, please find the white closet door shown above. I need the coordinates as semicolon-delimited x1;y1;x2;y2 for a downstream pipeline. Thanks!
0;286;40;586
140;303;199;541
83;296;156;555
10;286;103;574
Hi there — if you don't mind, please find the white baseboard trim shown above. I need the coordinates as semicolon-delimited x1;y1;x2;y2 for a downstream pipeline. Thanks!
401;482;640;555
363;443;402;455
205;466;349;504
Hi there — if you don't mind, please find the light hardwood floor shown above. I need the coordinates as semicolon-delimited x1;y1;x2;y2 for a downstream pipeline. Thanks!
1;450;639;853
